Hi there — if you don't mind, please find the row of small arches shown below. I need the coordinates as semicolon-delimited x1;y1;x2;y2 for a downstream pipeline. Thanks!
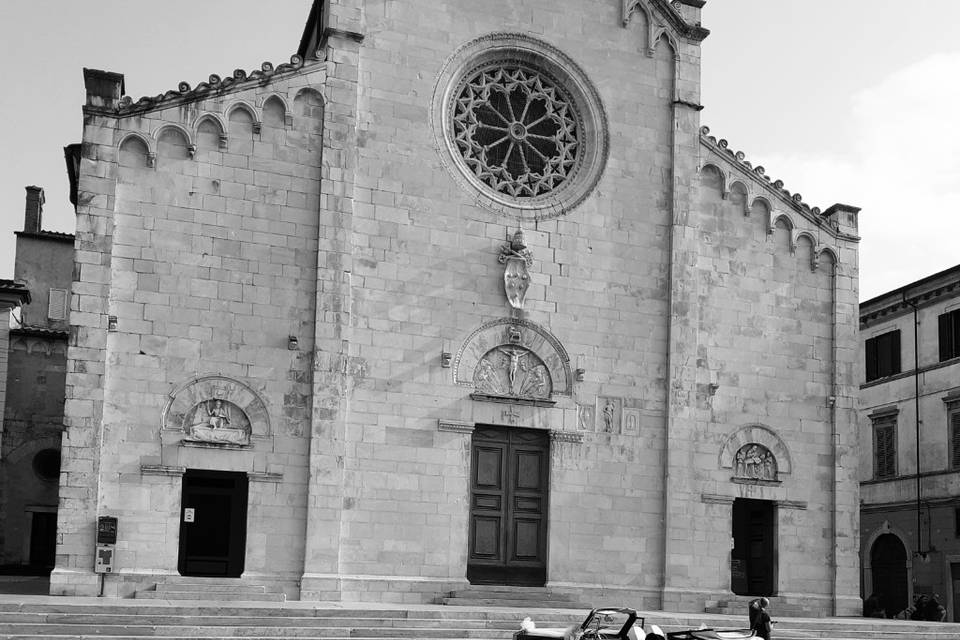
701;163;839;271
118;88;324;167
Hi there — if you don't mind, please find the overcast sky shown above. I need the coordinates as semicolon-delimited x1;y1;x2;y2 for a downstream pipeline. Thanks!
1;1;958;301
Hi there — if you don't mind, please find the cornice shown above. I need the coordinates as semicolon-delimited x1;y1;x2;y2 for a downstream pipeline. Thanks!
15;230;75;244
699;126;849;240
85;55;324;118
860;264;960;324
10;326;69;340
623;0;709;42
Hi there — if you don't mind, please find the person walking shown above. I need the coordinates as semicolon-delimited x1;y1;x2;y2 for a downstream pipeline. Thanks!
748;597;772;640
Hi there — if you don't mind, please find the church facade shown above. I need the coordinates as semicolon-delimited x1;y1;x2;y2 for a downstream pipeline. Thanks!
50;0;862;614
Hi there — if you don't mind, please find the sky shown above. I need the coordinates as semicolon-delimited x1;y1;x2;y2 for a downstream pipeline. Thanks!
1;1;958;301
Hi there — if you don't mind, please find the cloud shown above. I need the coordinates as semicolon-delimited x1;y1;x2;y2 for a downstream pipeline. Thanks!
748;53;960;300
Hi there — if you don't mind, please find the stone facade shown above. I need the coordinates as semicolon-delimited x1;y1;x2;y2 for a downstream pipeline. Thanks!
49;0;861;615
860;265;960;621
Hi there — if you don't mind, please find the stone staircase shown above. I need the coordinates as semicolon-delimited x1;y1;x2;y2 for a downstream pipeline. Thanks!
135;578;285;602
440;585;592;609
704;595;816;618
0;598;958;640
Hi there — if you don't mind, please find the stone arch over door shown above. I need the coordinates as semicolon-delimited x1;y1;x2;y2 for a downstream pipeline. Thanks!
453;318;572;396
718;424;791;478
863;522;912;618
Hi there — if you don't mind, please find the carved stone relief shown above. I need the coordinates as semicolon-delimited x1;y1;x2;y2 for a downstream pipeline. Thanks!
621;407;640;436
162;375;270;448
733;444;778;481
474;345;552;399
183;398;251;446
577;403;595;431
598;396;621;433
454;318;572;396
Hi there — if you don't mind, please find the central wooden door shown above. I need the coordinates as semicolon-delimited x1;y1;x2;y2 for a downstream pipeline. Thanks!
467;425;549;586
178;470;248;577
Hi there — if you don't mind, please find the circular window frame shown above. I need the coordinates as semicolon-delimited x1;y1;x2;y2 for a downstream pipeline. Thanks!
432;33;608;219
32;448;61;482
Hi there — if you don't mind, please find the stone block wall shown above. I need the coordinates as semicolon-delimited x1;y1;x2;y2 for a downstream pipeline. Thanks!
54;63;329;597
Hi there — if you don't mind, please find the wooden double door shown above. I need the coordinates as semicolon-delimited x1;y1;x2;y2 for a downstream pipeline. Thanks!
467;426;549;586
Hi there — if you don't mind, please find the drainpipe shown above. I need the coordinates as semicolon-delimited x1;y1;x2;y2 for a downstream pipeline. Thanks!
905;295;923;557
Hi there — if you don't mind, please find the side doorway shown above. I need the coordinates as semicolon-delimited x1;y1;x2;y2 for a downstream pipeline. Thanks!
467;425;549;586
731;498;777;596
178;470;248;578
871;533;909;619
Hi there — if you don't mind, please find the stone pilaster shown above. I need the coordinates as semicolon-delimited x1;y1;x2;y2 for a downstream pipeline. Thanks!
661;38;705;611
831;229;862;615
49;75;121;595
299;1;364;600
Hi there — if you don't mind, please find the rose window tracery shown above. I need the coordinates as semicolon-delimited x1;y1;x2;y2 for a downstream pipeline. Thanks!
452;64;580;199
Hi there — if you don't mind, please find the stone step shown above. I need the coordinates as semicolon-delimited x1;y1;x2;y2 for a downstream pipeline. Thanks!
0;637;505;640
136;590;287;602
0;614;525;630
441;586;591;609
1;599;959;640
0;623;513;638
441;597;588;608
154;582;269;593
135;581;285;602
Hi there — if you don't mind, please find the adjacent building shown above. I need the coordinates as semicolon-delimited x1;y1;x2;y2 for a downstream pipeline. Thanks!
860;264;960;621
0;187;74;572
41;0;861;614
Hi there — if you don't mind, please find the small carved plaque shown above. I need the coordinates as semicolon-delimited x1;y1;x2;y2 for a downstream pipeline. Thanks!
621;408;640;436
577;403;595;431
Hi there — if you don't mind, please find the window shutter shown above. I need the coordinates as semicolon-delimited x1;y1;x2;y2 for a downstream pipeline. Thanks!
941;313;954;362
865;338;878;382
47;288;68;321
890;330;901;375
952;412;960;469
875;423;896;478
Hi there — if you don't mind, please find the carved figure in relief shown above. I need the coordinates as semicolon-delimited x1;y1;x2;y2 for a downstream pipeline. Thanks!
602;399;615;432
473;345;551;399
499;346;528;394
205;399;230;429
734;444;777;481
185;398;251;446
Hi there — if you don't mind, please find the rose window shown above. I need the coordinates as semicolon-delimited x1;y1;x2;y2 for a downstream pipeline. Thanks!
452;65;580;199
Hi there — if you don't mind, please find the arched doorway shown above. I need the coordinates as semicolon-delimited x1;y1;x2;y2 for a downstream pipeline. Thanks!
871;533;909;618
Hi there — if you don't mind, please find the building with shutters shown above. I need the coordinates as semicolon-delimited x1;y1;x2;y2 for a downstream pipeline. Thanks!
860;264;960;621
43;0;863;615
0;186;74;573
